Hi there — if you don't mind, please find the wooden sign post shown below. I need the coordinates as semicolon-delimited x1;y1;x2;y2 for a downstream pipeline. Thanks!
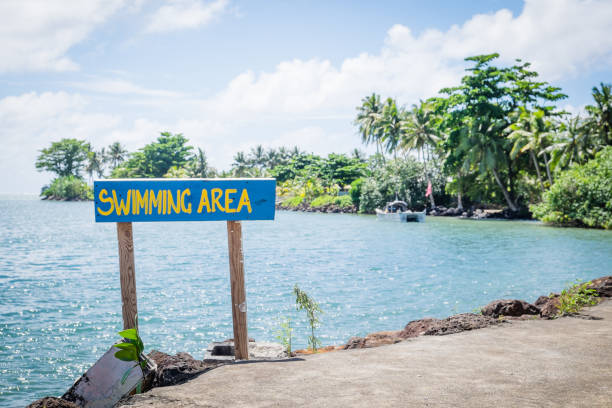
94;178;276;360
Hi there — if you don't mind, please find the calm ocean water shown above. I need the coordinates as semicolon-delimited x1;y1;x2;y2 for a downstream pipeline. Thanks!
1;195;611;406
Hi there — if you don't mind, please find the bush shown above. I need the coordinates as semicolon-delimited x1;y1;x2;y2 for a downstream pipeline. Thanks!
310;194;354;209
531;147;612;229
358;178;384;213
349;178;363;208
357;158;445;213
41;176;93;200
310;195;334;207
556;280;599;316
282;196;304;208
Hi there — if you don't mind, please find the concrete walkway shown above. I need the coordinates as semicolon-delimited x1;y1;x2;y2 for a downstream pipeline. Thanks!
120;300;612;407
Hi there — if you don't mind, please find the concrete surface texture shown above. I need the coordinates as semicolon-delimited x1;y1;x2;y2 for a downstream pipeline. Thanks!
119;300;612;407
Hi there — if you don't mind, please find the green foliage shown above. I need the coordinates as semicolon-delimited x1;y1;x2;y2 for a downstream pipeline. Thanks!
310;194;353;209
531;147;612;229
270;152;365;187
275;316;293;355
557;280;599;316
293;284;323;352
282;195;304;208
36;138;91;178
114;318;146;393
358;178;384;213
349;178;363;208
357;158;444;213
41;176;93;200
112;132;192;178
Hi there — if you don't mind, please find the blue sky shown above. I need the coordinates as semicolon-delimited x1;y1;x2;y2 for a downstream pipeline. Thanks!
1;0;611;193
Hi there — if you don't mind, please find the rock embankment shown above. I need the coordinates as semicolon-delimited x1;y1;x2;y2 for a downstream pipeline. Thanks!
429;205;530;220
276;203;357;214
344;276;612;349
148;350;219;388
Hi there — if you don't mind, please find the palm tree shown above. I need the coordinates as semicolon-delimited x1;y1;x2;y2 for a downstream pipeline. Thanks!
354;93;384;155
585;82;612;146
351;148;365;160
107;142;128;170
190;147;209;178
85;150;105;182
401;101;441;207
265;148;282;168
232;151;250;177
459;116;519;211
506;107;553;192
547;116;593;170
250;145;266;170
380;98;404;158
290;146;303;158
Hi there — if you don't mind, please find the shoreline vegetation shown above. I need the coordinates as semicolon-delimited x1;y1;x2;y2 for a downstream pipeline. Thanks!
28;275;612;407
35;54;611;228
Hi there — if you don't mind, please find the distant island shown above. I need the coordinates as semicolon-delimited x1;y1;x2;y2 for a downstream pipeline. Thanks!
36;54;611;229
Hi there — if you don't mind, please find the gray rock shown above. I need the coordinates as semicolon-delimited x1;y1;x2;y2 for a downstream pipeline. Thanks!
148;350;216;388
481;299;540;318
423;313;499;336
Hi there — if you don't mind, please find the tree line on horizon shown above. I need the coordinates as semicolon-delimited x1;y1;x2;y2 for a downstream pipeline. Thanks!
35;53;611;228
354;53;611;213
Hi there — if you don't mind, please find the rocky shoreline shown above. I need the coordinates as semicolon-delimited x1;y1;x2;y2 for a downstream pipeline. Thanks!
40;195;91;202
28;275;611;408
342;276;611;349
276;203;358;214
275;203;531;219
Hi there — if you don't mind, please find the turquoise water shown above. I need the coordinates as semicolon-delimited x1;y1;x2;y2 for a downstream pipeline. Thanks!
1;196;611;406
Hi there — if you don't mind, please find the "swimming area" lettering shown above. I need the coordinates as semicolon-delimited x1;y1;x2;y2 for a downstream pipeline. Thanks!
93;179;276;222
96;188;252;216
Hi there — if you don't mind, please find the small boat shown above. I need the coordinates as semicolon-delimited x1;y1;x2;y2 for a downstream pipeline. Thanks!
375;200;426;222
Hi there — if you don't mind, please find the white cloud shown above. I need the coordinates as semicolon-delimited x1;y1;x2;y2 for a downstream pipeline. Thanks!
145;0;229;33
0;92;122;192
3;0;612;193
0;0;127;73
208;0;612;119
70;78;184;98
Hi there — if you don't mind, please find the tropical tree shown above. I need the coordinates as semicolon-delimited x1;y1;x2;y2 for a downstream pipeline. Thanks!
380;98;404;158
231;151;250;177
506;107;554;192
190;147;211;178
36;138;91;178
250;145;266;170
355;93;384;155
458;116;519;210
107;142;128;170
111;132;192;178
547;115;593;170
85;149;105;181
585;82;612;147
401;100;441;207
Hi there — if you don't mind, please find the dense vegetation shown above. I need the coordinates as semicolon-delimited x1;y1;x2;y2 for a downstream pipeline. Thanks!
352;54;611;226
35;54;611;228
531;147;612;229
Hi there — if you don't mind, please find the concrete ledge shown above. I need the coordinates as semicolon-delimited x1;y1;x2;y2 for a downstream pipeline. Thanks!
119;300;612;408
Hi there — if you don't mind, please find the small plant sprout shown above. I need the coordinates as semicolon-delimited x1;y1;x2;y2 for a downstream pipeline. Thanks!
557;280;599;316
293;284;323;352
275;316;293;355
114;315;146;393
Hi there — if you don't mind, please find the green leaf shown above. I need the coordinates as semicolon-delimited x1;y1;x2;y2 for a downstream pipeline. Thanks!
121;365;135;385
118;329;138;340
115;342;138;352
115;349;138;362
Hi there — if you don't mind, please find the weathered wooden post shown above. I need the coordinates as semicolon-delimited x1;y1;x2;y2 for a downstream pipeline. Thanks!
94;178;275;361
227;220;248;360
116;222;137;330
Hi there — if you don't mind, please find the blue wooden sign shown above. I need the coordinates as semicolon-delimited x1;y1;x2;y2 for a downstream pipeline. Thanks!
94;178;276;222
